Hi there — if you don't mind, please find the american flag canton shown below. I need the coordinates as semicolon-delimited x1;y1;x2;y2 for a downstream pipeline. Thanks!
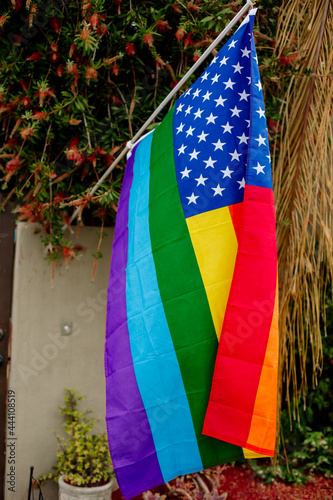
173;14;272;219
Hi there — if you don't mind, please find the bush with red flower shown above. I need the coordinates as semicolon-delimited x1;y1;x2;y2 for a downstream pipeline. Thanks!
0;0;281;265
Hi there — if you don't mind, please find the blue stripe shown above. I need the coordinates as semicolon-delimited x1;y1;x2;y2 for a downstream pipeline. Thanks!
126;133;203;481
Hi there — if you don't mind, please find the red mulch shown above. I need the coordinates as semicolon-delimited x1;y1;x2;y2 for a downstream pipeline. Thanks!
112;464;333;500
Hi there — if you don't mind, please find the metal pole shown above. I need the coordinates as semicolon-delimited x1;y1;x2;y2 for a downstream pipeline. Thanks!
27;466;34;500
64;0;255;228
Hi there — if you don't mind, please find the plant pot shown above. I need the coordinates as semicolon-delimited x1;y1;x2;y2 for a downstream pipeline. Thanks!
58;475;118;500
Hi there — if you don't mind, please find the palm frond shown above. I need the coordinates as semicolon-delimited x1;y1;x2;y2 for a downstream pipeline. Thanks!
272;0;333;423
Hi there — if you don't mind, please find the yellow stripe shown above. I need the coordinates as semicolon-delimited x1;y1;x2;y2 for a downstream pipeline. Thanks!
186;206;238;340
242;449;269;459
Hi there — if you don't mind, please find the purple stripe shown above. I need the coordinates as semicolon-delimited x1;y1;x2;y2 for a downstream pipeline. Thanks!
105;145;163;499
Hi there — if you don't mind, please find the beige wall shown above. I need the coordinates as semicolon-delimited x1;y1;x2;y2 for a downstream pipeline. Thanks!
5;222;114;500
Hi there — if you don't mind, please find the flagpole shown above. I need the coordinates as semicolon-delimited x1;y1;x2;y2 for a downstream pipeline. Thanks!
64;0;255;228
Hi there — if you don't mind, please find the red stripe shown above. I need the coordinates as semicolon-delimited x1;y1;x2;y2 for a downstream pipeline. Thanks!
228;202;243;242
203;184;277;451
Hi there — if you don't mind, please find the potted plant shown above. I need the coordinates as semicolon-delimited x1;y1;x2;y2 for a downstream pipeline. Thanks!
41;389;117;499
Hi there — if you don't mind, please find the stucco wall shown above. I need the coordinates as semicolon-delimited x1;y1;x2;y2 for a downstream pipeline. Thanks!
5;222;114;500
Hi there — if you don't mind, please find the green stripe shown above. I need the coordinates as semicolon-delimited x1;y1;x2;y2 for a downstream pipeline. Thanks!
149;106;243;468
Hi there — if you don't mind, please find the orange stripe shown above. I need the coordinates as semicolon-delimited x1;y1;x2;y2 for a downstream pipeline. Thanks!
245;282;279;454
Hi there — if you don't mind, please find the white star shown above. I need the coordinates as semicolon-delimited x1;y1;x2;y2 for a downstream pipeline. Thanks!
219;56;229;67
195;174;208;186
238;89;250;101
185;125;195;137
232;62;243;74
206;113;217;124
229;149;241;161
255;80;262;91
254;162;265;174
237;133;249;144
222;121;234;134
238;177;245;189
228;39;237;50
180;167;191;178
211;73;221;84
192;88;201;99
241;47;251;58
255;134;266;146
194;108;204;119
176;103;184;114
224;78;236;90
214;95;227;107
246;76;251;85
189;149;200;160
176;122;184;134
184;88;191;96
221;166;233;178
178;144;187;155
202;91;212;102
230;106;242;117
256;107;265;118
201;71;210;81
212;184;225;196
185;105;193;115
212;139;225;150
253;54;258;63
204;156;217;169
245;119;250;128
197;131;209;142
187;192;199;204
211;55;218;64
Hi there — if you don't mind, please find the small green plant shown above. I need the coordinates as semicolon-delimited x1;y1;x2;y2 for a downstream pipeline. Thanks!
40;389;114;487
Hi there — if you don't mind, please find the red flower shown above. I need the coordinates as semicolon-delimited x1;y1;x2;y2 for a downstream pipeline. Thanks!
51;43;58;52
97;23;107;37
268;118;278;133
53;192;67;205
66;146;80;162
184;33;193;49
170;80;180;89
32;111;47;120
62;246;76;268
20;127;34;140
20;78;28;91
27;52;42;61
90;13;98;28
49;17;60;33
125;43;136;56
143;34;154;47
50;52;60;63
155;20;171;32
69;118;82;125
5;157;21;182
55;65;64;77
0;15;7;28
86;67;98;82
22;96;32;108
69;137;80;148
112;64;119;76
110;95;121;107
16;203;44;223
192;51;200;62
175;27;185;42
3;138;19;151
279;53;291;65
12;0;24;12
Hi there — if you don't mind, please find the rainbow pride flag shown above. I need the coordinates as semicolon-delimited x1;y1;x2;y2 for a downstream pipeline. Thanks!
105;9;278;499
